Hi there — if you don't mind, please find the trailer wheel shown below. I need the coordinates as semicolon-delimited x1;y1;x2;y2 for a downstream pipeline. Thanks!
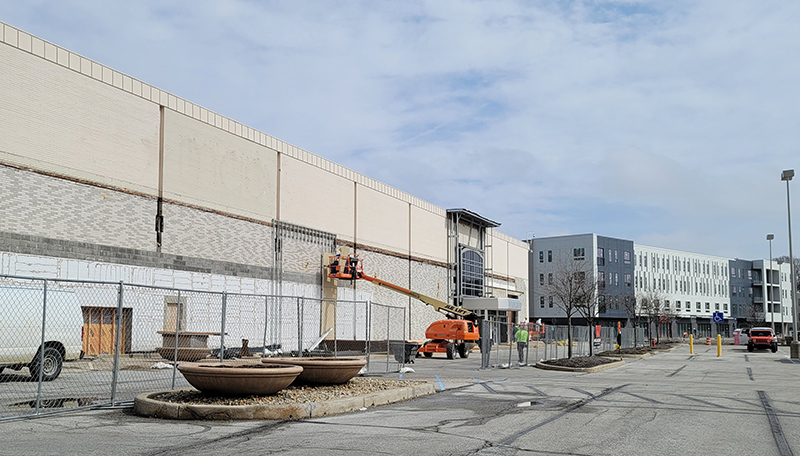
30;347;63;382
446;343;455;359
423;352;433;358
458;343;469;358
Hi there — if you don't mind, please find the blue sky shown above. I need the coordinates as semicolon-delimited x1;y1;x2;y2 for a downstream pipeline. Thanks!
2;1;799;260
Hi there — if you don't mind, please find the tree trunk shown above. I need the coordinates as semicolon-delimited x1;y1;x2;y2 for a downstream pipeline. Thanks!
567;317;573;358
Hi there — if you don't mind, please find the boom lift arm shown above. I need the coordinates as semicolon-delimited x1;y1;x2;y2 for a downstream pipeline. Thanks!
327;254;474;319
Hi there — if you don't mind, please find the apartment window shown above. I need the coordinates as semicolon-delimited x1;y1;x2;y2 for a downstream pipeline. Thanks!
539;274;544;286
574;247;585;260
599;295;607;313
705;303;710;311
598;271;606;287
747;270;752;280
624;251;631;264
540;296;545;308
539;251;544;263
547;250;552;262
460;248;484;297
643;255;647;268
625;274;631;287
614;250;618;263
665;300;670;309
597;248;605;266
615;273;619;286
696;302;701;310
548;296;553;308
548;273;553;285
748;287;753;297
686;302;691;311
715;303;719;310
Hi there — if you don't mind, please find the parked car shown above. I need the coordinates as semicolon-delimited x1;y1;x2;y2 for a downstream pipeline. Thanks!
747;327;778;353
0;286;84;381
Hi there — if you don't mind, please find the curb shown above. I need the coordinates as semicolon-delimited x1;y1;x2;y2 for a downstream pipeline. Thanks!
134;383;435;421
534;358;625;373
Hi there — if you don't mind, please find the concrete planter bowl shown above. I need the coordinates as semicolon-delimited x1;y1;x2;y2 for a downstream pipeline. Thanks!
263;357;367;385
177;363;303;396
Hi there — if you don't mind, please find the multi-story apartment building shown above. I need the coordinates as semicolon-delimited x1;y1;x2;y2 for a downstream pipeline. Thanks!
530;234;796;338
731;259;794;335
530;234;634;326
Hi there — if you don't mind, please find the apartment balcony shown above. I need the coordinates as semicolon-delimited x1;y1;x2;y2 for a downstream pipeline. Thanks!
753;296;764;304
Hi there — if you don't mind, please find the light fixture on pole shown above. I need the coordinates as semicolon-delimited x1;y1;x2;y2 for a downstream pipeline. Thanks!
768;234;774;332
781;169;799;359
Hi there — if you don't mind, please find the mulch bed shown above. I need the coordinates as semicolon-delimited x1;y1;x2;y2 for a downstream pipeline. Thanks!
598;342;678;356
540;356;618;368
542;342;680;368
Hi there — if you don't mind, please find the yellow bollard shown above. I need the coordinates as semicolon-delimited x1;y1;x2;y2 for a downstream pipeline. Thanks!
717;334;722;357
689;334;694;354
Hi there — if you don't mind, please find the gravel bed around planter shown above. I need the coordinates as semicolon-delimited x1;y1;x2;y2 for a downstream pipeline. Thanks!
152;377;425;406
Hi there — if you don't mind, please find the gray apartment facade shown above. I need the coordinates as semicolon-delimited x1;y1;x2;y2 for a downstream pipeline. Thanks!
530;234;795;338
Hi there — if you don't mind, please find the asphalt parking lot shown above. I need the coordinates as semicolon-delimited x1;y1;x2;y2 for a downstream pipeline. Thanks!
2;343;800;456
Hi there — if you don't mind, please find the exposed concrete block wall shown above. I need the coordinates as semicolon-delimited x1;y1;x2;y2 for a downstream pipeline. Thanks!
161;202;273;269
0;165;154;251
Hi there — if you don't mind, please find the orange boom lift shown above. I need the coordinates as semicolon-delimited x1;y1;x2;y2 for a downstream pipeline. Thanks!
327;253;479;359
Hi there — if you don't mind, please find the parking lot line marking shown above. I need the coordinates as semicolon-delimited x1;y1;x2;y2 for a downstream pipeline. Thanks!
667;365;686;377
747;367;754;381
526;386;547;396
435;375;445;391
399;373;403;380
479;383;497;394
620;391;663;404
471;377;484;384
759;391;794;456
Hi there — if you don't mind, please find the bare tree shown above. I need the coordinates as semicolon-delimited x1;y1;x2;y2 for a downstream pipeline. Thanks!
639;289;665;344
575;277;605;356
620;294;641;347
542;258;598;358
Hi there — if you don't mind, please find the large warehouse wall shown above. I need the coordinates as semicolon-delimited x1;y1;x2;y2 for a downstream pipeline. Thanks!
0;35;160;196
0;22;528;329
279;155;356;240
162;110;278;221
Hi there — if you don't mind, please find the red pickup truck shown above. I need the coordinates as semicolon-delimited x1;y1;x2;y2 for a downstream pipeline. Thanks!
747;327;778;353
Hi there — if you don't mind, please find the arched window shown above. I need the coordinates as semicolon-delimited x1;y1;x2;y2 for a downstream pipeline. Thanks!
460;248;484;297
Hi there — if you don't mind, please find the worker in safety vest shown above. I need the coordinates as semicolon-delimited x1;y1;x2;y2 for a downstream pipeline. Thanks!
514;325;529;365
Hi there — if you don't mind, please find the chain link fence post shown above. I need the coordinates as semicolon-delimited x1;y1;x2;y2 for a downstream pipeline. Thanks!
110;281;124;405
34;279;48;414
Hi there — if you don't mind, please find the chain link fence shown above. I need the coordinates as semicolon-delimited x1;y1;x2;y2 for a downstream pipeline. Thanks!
480;320;646;369
0;274;406;420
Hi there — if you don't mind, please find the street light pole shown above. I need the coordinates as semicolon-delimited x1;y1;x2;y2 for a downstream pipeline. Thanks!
768;234;774;332
781;169;799;359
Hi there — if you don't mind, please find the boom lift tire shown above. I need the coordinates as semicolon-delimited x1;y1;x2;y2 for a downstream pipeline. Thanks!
423;352;433;358
458;342;469;358
446;342;455;360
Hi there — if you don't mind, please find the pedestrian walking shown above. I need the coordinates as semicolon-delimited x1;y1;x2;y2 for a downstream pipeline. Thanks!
514;324;529;365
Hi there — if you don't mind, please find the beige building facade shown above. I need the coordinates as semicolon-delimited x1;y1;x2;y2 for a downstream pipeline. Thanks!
0;21;529;340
